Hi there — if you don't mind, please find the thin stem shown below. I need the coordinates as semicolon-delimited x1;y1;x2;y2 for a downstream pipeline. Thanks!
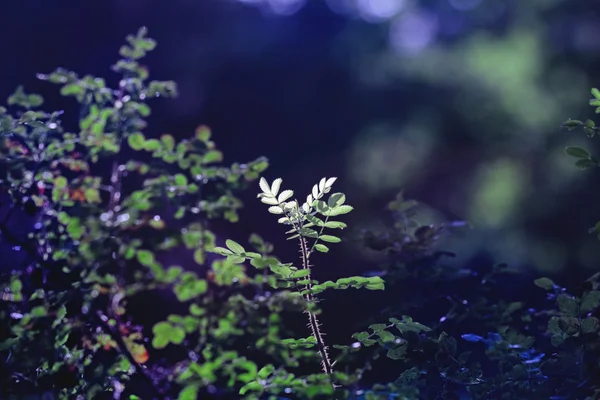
297;235;334;380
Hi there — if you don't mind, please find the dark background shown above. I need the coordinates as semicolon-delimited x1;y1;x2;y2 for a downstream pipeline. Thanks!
1;0;600;340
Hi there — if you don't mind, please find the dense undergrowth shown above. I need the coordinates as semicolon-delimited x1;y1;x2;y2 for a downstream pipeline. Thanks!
0;28;599;400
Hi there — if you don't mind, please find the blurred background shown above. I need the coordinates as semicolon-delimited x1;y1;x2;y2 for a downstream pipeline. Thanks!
1;0;600;283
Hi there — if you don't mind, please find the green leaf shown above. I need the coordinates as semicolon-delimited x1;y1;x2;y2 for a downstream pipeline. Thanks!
324;221;347;229
54;176;68;189
136;250;155;267
165;266;182;283
174;278;208;302
298;227;318;238
352;331;370;341
327;192;346;208
565;146;591;159
239;381;263;395
557;295;578;317
203;150;223;163
575;159;598;170
31;305;47;317
319;234;341;243
257;364;275;379
174;174;188;186
314;244;329;253
225;239;245;254
369;324;387;332
592;88;600;100
128;133;146;151
581;317;600;333
510;364;528;380
376;330;395;342
60;83;83;96
290;269;311;279
581;290;600;313
325;205;353;216
387;344;407;360
227;255;245;264
144;139;162;151
562;119;583;129
169;326;185;344
178;384;199;400
210;246;234;256
189;304;205;316
314;200;330;214
390;317;431;333
138;103;151;117
193;248;205;265
237;361;258;383
195;125;211;142
533;277;555;291
306;214;325;227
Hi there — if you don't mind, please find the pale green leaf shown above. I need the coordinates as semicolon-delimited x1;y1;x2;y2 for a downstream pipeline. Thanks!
320;235;341;243
319;177;326;192
314;244;329;253
268;206;284;214
325;205;353;216
324;221;347;229
210;246;233;256
226;239;245;254
325;177;337;188
270;178;283;196
277;217;291;225
278;189;294;203
259;177;270;194
260;196;279;205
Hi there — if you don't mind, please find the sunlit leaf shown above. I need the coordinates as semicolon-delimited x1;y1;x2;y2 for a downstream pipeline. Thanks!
278;189;293;203
259;177;271;194
270;178;282;197
324;205;353;216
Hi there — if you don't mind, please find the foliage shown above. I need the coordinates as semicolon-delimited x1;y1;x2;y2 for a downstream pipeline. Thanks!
345;192;600;399
1;27;600;400
0;27;271;399
0;28;395;400
561;88;600;171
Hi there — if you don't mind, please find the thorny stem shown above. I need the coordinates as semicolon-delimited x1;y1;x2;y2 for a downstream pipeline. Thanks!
297;235;335;383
